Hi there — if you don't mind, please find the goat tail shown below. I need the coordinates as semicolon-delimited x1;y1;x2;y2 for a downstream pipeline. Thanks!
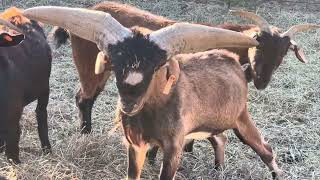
49;26;70;49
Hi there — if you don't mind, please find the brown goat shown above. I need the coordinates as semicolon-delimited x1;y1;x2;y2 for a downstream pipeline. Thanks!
23;6;283;179
0;8;52;163
51;2;319;136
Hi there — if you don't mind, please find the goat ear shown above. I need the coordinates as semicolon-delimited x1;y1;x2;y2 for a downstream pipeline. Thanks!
289;40;307;63
0;32;24;47
163;59;180;95
95;51;110;74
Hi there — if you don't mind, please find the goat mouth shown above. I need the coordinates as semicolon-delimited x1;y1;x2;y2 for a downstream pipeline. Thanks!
120;101;145;117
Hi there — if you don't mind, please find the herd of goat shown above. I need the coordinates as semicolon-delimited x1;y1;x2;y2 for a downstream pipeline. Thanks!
0;1;319;179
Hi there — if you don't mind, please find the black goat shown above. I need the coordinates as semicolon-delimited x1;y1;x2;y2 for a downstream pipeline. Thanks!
0;8;52;163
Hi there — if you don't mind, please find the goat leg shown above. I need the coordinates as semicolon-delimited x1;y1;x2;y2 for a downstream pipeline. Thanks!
183;139;194;152
234;109;283;179
146;145;159;165
159;140;184;180
146;139;194;165
208;133;228;169
127;144;148;180
0;138;5;153
5;110;22;164
76;89;97;134
36;92;51;154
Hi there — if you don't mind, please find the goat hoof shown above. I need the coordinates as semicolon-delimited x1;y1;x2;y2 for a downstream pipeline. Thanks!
8;157;21;164
80;127;92;134
42;146;52;154
214;164;224;171
272;170;284;180
0;145;4;153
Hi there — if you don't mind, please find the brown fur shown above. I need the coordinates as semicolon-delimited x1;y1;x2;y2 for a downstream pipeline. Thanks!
52;1;258;134
115;49;282;179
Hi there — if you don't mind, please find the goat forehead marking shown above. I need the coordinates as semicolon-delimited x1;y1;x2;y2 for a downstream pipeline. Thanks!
124;71;143;86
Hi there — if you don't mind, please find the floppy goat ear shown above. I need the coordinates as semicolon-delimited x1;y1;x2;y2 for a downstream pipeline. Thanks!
289;40;307;63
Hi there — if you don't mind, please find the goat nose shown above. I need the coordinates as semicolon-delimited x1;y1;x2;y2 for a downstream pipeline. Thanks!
121;101;135;113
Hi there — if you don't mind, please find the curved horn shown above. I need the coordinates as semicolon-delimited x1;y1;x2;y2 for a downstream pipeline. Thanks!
281;24;320;38
230;10;271;34
149;23;259;59
0;19;24;34
23;6;132;53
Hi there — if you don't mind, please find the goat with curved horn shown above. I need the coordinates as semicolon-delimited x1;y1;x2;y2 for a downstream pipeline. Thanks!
24;6;258;55
229;10;271;33
282;24;320;38
23;6;133;53
149;23;259;59
230;9;320;89
23;6;258;60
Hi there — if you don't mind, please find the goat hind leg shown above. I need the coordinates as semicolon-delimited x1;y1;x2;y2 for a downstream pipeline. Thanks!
36;92;51;154
5;108;22;164
208;133;227;169
146;145;159;165
76;89;97;134
76;71;111;134
234;110;282;179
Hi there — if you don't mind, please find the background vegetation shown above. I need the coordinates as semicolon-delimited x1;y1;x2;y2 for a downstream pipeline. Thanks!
0;0;320;179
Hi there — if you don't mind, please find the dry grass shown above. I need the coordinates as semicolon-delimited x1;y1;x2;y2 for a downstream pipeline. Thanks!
1;0;320;179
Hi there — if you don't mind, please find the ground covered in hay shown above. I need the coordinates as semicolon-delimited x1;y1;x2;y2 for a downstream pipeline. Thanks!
0;0;319;179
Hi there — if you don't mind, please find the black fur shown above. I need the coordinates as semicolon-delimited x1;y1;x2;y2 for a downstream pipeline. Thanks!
108;31;167;112
0;19;52;163
51;27;70;48
251;31;291;89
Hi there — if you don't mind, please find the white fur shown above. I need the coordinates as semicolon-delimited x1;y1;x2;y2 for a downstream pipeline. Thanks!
185;132;211;140
124;71;143;85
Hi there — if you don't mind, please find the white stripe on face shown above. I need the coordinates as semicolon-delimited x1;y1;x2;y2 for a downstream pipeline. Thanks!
124;71;143;86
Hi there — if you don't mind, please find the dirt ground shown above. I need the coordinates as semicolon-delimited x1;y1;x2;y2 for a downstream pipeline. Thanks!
0;0;320;179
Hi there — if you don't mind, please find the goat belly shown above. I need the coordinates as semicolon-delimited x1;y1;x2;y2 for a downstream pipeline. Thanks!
185;132;212;140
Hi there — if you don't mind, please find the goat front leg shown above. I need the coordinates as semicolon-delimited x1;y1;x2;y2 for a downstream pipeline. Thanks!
127;144;148;180
160;140;184;180
234;109;283;179
208;133;227;169
36;92;51;154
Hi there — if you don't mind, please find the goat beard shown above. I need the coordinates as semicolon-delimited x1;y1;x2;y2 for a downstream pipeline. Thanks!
120;98;146;117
